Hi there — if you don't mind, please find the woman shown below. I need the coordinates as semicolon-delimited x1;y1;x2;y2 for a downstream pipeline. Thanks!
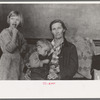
47;19;78;80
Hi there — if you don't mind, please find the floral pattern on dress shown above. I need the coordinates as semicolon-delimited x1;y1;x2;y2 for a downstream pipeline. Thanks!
47;40;63;80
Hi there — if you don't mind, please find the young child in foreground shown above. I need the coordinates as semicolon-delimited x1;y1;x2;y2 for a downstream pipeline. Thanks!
24;39;52;80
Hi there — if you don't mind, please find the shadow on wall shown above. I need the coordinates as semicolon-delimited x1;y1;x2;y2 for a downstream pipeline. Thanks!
1;4;100;39
65;27;78;42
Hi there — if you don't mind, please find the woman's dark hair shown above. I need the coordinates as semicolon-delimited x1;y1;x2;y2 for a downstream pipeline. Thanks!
49;19;67;31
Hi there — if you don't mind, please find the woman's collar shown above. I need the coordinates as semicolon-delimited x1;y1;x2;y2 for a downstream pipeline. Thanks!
51;38;64;47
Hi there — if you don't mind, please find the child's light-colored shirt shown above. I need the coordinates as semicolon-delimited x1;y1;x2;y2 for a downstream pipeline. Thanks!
0;28;27;80
29;51;43;68
25;50;50;80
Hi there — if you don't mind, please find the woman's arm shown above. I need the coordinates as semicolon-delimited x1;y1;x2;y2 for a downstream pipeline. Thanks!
60;45;78;80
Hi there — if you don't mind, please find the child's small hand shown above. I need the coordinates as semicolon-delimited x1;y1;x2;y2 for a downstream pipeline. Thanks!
42;59;49;64
12;28;18;37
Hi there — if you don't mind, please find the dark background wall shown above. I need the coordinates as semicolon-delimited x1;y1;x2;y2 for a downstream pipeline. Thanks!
0;4;100;40
1;4;100;54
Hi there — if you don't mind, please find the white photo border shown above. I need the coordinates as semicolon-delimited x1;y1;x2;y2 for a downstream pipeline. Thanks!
0;1;100;98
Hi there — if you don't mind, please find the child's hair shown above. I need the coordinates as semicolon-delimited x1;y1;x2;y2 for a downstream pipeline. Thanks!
37;39;52;53
7;11;23;27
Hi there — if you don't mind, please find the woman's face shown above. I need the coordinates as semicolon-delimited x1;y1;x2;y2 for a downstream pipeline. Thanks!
51;22;65;39
9;15;21;28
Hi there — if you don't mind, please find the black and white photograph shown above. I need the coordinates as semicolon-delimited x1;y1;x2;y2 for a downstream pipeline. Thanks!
0;2;100;98
0;3;100;80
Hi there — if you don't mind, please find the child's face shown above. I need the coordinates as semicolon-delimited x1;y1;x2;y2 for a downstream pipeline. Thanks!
37;45;49;56
9;15;21;28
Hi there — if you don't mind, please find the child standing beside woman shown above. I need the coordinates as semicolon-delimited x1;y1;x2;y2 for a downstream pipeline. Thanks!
0;11;27;80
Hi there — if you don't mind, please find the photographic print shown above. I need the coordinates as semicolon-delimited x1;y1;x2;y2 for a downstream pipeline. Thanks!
0;1;100;98
0;3;99;80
